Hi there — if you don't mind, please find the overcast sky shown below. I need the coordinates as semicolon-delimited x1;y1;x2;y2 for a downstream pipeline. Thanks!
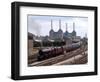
28;15;88;38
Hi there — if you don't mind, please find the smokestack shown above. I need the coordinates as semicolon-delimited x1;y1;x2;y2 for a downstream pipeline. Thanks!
51;19;53;29
73;22;75;31
59;19;61;29
85;33;87;38
66;23;68;31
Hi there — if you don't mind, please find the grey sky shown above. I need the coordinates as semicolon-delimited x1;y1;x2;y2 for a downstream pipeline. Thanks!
28;15;88;38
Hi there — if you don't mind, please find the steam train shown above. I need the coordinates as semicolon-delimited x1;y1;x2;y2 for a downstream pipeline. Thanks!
37;42;82;61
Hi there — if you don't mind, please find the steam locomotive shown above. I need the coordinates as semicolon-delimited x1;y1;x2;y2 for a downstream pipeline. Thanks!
37;42;82;61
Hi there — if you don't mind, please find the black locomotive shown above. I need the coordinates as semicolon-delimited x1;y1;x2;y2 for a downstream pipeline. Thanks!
37;42;82;61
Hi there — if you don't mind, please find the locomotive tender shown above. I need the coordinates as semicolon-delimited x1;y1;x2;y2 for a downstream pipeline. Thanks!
38;42;82;61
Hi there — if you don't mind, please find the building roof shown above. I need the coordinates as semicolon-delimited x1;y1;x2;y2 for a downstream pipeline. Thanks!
28;32;33;39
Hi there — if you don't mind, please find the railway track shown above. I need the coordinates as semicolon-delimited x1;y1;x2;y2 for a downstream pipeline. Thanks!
53;51;87;65
75;54;88;64
29;46;87;66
